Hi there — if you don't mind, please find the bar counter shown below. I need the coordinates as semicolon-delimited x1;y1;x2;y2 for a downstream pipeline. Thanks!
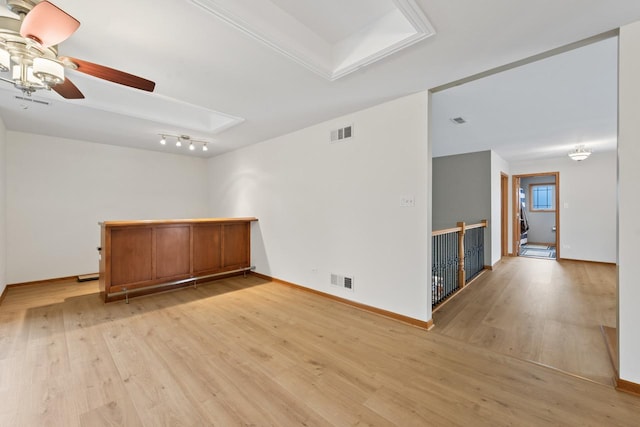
98;217;258;302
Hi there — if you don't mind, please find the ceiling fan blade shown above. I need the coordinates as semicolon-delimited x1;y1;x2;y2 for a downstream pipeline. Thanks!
63;57;156;92
52;77;84;99
20;1;80;48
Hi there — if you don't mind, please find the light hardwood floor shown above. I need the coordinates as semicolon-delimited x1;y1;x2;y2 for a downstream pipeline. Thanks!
433;256;617;385
1;274;638;426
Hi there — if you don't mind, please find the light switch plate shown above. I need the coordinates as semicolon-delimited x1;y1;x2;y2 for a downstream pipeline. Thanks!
400;195;415;207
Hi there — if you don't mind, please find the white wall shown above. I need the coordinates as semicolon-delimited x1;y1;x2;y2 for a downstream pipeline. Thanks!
510;151;616;263
491;151;509;264
207;92;431;321
618;21;640;385
0;118;5;297
6;132;209;284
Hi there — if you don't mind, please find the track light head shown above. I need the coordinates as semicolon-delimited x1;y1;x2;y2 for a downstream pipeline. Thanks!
158;133;211;152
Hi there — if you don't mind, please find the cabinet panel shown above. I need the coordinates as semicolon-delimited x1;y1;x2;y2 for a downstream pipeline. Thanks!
223;223;249;268
155;225;191;279
111;228;153;286
100;218;256;302
193;224;222;274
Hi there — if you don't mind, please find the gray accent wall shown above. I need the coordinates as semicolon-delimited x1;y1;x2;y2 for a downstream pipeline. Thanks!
433;150;492;266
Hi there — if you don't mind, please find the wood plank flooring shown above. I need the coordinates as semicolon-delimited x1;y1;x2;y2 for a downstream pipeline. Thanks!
1;273;638;426
433;256;617;385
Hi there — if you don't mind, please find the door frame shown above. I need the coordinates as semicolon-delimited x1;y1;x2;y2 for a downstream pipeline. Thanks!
512;172;560;259
500;172;509;257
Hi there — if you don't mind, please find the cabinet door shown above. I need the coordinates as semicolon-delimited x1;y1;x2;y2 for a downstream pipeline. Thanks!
222;223;249;268
155;225;191;279
193;224;222;275
110;227;153;286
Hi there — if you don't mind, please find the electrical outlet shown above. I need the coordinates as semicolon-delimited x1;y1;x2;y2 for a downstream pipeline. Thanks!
400;195;415;207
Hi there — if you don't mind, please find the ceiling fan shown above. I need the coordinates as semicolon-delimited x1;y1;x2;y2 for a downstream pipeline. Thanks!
0;0;155;99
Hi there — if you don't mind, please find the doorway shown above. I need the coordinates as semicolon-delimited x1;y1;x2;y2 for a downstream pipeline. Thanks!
512;172;560;260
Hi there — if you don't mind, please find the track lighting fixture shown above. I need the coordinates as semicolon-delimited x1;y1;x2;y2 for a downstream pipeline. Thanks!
158;134;212;153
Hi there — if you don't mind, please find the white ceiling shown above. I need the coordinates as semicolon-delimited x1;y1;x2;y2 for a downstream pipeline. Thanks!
432;36;619;162
0;0;639;159
268;0;395;44
189;0;434;80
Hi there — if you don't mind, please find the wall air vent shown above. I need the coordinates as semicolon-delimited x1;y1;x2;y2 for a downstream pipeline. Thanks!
330;125;353;143
15;96;49;106
330;273;354;291
450;117;466;124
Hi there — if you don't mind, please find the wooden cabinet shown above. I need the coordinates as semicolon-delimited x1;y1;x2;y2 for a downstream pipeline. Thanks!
193;224;222;275
99;218;257;302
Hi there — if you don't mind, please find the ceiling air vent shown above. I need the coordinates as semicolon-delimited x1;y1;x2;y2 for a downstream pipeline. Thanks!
450;117;466;124
330;125;353;143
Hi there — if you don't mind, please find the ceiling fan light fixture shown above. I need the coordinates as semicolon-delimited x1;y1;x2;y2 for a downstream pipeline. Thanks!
568;145;592;162
176;137;182;147
160;135;166;145
202;143;208;152
0;48;10;72
12;64;44;89
189;142;195;151
27;67;42;86
0;1;155;99
19;0;81;48
32;57;64;86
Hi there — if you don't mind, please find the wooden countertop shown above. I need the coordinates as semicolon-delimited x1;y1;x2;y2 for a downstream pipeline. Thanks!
100;217;258;227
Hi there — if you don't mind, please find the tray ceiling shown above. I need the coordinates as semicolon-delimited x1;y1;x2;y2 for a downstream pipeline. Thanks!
190;0;435;80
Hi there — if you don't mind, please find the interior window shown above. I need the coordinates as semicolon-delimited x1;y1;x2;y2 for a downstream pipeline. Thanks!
530;183;555;211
